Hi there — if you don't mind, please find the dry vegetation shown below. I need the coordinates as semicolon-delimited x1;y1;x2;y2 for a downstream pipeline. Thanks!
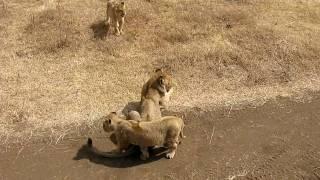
0;0;320;145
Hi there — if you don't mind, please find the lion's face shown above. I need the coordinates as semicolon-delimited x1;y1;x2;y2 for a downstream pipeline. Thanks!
157;74;173;94
103;119;112;132
102;112;118;132
116;2;126;17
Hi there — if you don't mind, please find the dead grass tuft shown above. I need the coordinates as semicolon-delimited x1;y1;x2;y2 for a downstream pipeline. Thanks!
151;0;320;88
24;6;79;54
0;0;9;18
160;27;190;44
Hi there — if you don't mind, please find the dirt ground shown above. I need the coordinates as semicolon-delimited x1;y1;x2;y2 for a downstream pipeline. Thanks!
1;0;320;179
1;95;320;180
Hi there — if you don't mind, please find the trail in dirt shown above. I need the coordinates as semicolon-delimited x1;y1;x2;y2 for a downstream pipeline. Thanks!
1;95;320;180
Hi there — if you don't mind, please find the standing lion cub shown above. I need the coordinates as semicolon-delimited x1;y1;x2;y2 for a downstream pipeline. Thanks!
88;112;186;160
106;0;126;36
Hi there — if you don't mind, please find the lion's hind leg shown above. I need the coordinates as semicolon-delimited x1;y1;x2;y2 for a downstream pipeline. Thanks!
165;133;179;159
180;124;186;139
166;141;178;159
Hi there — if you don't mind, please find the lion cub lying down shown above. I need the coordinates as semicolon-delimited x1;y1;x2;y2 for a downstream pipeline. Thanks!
89;112;185;160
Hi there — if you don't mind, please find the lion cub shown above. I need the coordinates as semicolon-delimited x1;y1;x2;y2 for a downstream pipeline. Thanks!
106;0;126;36
141;68;174;110
129;69;174;121
102;112;185;160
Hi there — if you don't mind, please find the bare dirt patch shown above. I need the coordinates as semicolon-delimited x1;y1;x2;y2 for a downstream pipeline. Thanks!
1;95;320;179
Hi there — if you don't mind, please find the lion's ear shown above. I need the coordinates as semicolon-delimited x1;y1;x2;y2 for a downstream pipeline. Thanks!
155;68;163;73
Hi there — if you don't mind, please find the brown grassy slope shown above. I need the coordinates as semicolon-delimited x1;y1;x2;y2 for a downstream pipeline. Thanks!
0;0;320;143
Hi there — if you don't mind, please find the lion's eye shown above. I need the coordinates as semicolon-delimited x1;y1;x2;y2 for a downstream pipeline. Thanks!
160;78;165;85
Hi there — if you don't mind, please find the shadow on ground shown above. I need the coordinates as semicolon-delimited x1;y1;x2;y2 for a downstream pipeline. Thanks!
71;101;175;168
90;20;110;39
73;143;167;168
2;95;320;179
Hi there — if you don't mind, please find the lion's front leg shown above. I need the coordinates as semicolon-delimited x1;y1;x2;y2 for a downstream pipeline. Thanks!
114;21;120;36
105;15;111;25
109;133;117;145
160;88;173;110
119;18;124;34
165;136;179;159
116;135;130;153
166;142;178;159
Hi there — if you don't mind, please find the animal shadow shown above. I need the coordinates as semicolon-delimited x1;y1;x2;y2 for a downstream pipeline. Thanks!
90;20;110;39
73;142;167;168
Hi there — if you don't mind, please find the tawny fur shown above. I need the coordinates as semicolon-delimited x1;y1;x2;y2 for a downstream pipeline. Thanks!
128;69;174;121
141;68;174;110
103;112;185;160
128;110;142;121
128;90;162;121
106;0;126;36
89;69;175;158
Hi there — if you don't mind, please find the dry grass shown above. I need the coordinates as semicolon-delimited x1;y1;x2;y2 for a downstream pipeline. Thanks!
0;0;8;18
24;4;80;54
0;0;320;145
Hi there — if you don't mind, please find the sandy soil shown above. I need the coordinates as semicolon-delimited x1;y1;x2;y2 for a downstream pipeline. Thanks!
1;95;320;180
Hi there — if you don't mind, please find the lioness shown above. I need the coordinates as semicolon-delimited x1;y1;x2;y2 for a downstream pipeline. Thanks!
88;112;185;160
106;0;126;36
